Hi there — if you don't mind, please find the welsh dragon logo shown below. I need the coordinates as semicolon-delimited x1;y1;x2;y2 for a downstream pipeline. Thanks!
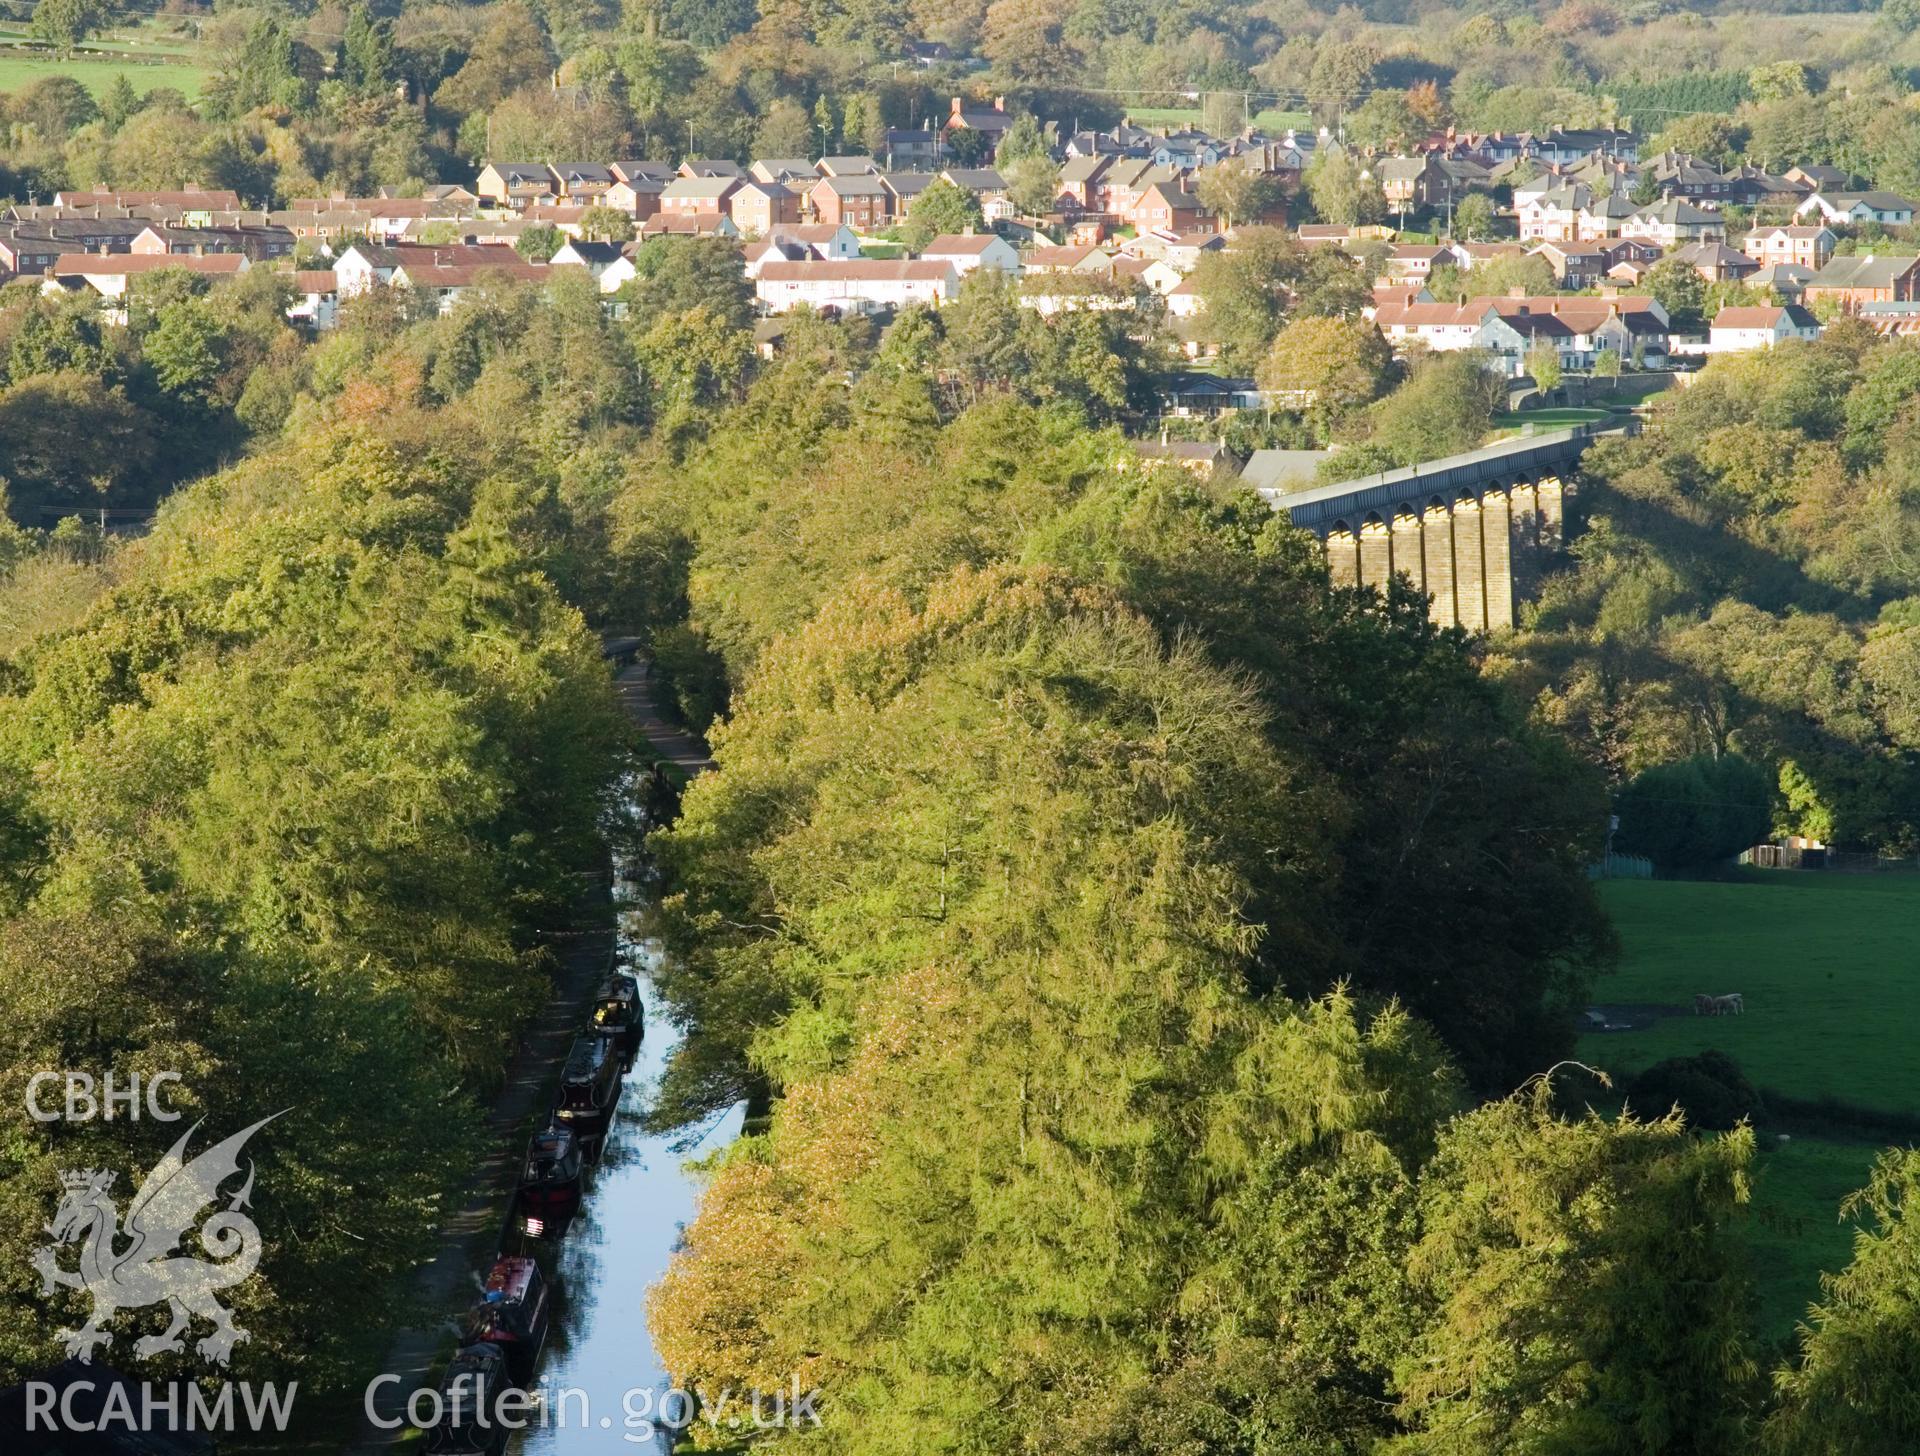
31;1114;283;1366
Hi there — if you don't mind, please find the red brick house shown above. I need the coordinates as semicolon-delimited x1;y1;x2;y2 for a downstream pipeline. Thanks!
809;174;892;231
1129;181;1212;235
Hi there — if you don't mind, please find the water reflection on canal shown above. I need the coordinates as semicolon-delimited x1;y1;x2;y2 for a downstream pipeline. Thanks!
514;916;744;1456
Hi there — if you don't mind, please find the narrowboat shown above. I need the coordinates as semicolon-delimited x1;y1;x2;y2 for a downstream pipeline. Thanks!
512;1123;584;1240
590;971;644;1063
465;1255;551;1386
424;1342;512;1455
553;1034;622;1137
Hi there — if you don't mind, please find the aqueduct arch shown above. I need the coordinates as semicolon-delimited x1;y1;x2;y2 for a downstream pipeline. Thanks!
1258;425;1613;631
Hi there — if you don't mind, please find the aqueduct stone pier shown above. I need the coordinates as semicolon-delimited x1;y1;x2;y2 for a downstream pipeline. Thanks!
1257;424;1632;630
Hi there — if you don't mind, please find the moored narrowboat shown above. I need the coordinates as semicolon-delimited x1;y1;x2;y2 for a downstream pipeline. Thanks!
465;1255;551;1386
553;1035;622;1137
512;1123;584;1240
424;1341;512;1455
590;972;644;1063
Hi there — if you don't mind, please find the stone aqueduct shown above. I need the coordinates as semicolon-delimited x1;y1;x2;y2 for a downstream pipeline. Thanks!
1320;475;1566;631
1258;424;1630;630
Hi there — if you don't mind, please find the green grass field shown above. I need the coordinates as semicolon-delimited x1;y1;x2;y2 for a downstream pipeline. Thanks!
0;23;200;55
1743;1135;1869;1344
1581;874;1920;1112
1125;105;1311;134
0;52;206;98
0;18;208;99
1492;407;1616;430
1578;873;1920;1342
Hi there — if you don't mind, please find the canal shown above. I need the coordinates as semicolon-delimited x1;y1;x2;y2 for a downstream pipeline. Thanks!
512;880;744;1453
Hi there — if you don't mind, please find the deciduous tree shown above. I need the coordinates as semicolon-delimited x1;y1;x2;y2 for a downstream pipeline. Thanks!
1258;314;1393;415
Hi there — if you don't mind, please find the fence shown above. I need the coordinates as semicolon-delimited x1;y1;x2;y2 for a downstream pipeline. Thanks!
1588;852;1653;880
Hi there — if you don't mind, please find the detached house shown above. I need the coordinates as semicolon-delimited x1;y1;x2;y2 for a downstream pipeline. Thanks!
287;269;339;330
1378;155;1448;212
551;239;637;293
810;173;892;230
1709;304;1821;352
729;181;801;236
1130;181;1211;234
1742;225;1836;270
1796;191;1918;228
1786;164;1850;192
604;175;665;220
333;241;404;295
921;233;1020;276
